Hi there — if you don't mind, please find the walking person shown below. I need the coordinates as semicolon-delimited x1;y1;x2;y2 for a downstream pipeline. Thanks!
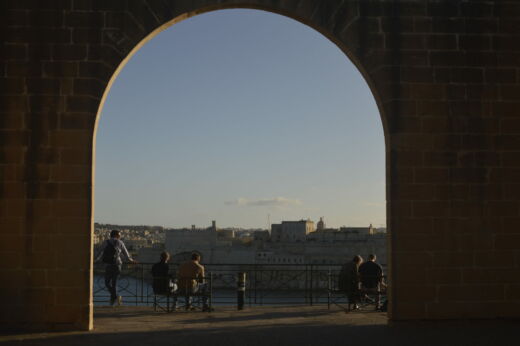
96;230;137;306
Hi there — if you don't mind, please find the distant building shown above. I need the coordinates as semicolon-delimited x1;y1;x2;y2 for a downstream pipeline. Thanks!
339;223;376;235
163;219;386;266
271;220;314;242
317;217;325;231
164;221;217;261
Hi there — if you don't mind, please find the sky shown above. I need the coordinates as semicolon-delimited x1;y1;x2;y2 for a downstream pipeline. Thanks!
95;9;385;229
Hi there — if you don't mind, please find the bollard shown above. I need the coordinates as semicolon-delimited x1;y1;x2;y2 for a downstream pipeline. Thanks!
237;272;246;310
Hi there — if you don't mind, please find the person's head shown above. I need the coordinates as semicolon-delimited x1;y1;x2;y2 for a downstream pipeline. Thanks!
110;230;121;239
191;253;201;262
368;254;376;262
353;255;363;265
160;251;170;263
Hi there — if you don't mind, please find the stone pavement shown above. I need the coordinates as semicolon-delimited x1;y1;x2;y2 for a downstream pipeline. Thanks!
0;305;518;346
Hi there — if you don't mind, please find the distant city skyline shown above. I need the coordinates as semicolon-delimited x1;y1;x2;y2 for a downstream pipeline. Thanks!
95;9;386;229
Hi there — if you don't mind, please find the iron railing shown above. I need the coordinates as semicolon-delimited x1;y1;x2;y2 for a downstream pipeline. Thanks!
94;263;386;306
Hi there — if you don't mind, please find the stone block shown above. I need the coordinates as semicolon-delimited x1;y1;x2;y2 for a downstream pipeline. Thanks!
49;130;91;148
56;218;91;235
58;183;90;199
495;234;520;250
413;201;451;217
44;62;78;77
450;67;484;83
52;199;91;218
425;268;462;285
22;287;55;306
394;183;434;200
45;305;84;324
460;2;493;17
0;251;23;270
0;235;24;252
437;284;504;301
26;78;61;94
426;34;457;50
393;285;436;303
29;10;64;27
401;67;434;82
414;168;450;184
433;252;474;267
65;12;104;28
60;148;91;165
391;301;426;320
66;95;100;113
51;165;90;182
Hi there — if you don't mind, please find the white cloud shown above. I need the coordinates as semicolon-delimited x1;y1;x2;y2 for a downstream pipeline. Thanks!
225;197;302;207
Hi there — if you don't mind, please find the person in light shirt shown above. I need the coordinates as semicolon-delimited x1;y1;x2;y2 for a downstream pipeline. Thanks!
175;253;210;311
96;230;137;306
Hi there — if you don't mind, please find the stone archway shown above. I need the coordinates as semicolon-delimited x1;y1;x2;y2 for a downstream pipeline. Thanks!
1;0;519;332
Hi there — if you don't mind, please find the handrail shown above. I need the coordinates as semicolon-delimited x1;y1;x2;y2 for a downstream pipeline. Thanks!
93;262;388;307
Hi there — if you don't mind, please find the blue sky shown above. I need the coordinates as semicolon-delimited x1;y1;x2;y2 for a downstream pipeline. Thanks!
95;9;385;229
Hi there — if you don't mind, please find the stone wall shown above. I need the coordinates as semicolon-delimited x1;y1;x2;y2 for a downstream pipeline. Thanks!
1;0;519;331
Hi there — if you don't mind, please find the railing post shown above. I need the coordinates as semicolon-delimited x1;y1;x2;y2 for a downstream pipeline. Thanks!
141;263;144;305
209;272;213;312
237;272;246;310
327;269;331;309
254;265;257;305
310;264;314;306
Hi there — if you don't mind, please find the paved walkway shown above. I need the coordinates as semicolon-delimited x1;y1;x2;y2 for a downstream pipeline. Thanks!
1;306;517;345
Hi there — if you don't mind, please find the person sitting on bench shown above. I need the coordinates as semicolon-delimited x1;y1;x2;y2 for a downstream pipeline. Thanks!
338;255;363;311
151;251;176;295
358;254;384;310
174;253;210;311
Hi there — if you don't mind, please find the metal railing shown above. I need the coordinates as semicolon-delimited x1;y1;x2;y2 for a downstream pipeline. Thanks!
94;263;374;306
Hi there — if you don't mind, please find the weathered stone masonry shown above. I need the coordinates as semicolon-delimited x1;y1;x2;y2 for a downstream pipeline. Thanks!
1;0;519;331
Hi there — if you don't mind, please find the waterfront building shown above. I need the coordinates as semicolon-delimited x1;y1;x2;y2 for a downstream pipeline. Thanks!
164;219;386;266
271;220;314;242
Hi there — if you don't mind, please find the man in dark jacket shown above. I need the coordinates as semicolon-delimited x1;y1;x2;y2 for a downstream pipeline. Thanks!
151;251;174;295
359;254;384;310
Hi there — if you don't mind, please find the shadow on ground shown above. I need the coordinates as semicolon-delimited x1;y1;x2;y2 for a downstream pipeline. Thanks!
1;307;518;346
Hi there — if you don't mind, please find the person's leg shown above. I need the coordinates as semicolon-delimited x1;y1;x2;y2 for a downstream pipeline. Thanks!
113;265;122;305
347;292;357;310
186;284;199;309
104;265;117;304
170;281;178;310
198;283;209;308
375;285;381;310
352;289;360;309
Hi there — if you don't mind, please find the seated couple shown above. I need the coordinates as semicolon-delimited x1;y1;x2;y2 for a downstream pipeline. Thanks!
151;252;211;311
338;254;386;311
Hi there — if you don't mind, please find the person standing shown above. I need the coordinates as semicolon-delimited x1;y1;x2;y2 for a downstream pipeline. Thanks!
338;255;363;311
96;230;137;306
359;254;384;310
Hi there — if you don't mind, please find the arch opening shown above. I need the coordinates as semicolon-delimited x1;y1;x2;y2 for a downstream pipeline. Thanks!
92;6;389;325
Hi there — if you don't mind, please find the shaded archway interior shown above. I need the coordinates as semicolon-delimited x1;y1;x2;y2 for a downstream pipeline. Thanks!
3;0;515;332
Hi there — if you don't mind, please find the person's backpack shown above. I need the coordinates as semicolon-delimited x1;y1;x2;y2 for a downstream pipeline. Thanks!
101;241;117;264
